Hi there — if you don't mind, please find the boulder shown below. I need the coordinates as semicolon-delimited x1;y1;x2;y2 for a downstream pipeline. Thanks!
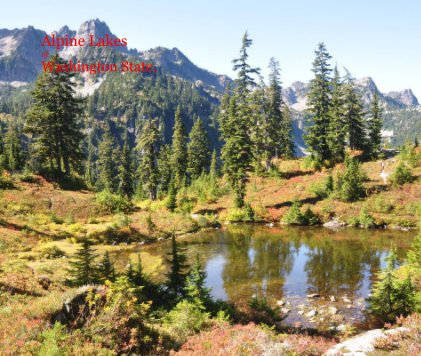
323;219;346;229
325;327;410;355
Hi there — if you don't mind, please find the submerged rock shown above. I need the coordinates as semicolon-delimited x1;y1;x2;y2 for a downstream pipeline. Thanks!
330;295;337;302
306;293;320;299
328;306;338;315
306;309;318;318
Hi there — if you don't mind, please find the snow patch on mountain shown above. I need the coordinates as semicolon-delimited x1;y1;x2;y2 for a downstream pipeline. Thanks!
0;36;17;58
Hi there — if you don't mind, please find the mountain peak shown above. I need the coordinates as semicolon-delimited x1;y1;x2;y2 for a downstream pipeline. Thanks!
77;18;112;39
385;89;419;106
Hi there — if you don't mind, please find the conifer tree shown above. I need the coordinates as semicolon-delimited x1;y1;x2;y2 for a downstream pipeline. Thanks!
209;149;219;178
367;92;383;158
85;127;97;188
281;105;295;158
119;128;134;199
165;233;189;300
171;107;187;188
4;121;24;171
166;179;177;212
98;251;116;282
184;255;212;310
187;117;210;180
25;53;84;176
158;144;172;195
336;155;365;201
68;240;98;286
220;32;259;207
305;43;332;162
250;76;269;173
97;124;119;192
138;119;160;200
267;58;294;161
343;70;366;152
327;66;346;163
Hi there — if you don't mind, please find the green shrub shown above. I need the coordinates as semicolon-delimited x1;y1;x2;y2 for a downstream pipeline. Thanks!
282;200;305;225
164;300;211;343
309;175;333;199
225;205;255;222
335;156;365;202
390;162;413;187
41;245;66;259
358;207;375;228
373;196;394;213
399;142;420;168
96;191;131;213
303;207;321;225
49;213;64;224
0;176;14;189
368;249;417;322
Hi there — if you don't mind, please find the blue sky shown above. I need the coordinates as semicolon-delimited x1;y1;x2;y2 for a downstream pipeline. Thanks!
2;0;421;97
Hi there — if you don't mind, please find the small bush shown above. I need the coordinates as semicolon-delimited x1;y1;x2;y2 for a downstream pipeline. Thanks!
96;191;131;213
40;245;66;259
225;205;255;222
282;200;320;225
390;162;413;187
164;300;211;344
373;196;394;213
358;207;375;228
0;175;14;189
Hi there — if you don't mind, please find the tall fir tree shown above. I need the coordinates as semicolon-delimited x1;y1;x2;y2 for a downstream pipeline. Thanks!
85;125;97;188
25;53;84;175
118;128;134;199
171;107;187;188
138;119;160;200
281;105;295;158
266;58;295;160
68;240;98;286
97;124;119;192
4;121;24;171
158;144;172;195
220;32;258;207
209;149;219;178
187;117;210;180
305;43;332;162
367;92;383;158
327;66;347;163
343;70;366;152
250;76;269;173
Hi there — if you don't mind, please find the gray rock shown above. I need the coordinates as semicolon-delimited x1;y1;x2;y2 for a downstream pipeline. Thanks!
325;327;410;355
323;219;346;229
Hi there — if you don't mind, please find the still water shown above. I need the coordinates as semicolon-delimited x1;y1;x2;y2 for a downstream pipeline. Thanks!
119;225;414;326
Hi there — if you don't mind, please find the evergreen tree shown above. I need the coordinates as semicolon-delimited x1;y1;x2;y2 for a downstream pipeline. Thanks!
97;124;119;192
280;105;295;159
4;121;24;171
266;58;294;160
220;32;259;207
171;107;187;188
68;240;98;286
98;251;116;282
369;249;416;321
165;233;189;300
343;70;366;152
184;255;212;310
25;53;84;175
305;43;332;162
336;155;365;201
166;180;177;212
327;66;346;163
138;119;160;200
118;128;134;199
85;126;97;188
249;77;269;173
209;149;219;178
158;144;172;195
367;92;383;158
187;117;210;180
